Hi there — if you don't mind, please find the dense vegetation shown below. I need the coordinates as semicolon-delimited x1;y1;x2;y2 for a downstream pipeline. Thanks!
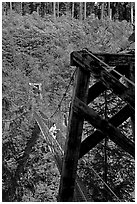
2;8;134;202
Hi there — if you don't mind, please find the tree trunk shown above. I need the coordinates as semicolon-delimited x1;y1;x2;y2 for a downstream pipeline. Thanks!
72;2;74;18
20;2;22;15
110;9;112;20
84;2;86;20
29;2;34;14
41;2;45;17
57;2;59;17
131;2;134;24
2;2;6;15
79;2;83;21
108;2;111;19
10;2;12;11
37;5;40;15
66;2;70;14
101;2;104;20
53;2;56;18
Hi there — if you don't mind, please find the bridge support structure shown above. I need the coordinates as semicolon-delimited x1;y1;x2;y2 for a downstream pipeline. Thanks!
58;49;135;202
58;66;90;201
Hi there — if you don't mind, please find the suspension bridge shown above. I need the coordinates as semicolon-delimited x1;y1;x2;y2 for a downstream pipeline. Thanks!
30;49;134;202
